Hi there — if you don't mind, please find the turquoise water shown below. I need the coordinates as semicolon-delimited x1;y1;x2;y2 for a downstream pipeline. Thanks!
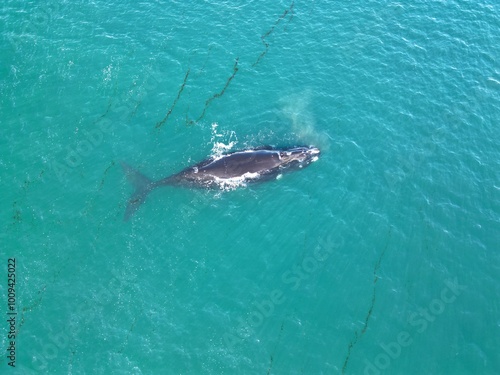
1;0;499;374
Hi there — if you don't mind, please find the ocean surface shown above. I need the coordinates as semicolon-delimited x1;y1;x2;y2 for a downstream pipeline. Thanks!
1;1;499;374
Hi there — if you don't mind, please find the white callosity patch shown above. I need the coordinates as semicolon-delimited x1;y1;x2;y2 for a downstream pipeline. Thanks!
213;172;261;191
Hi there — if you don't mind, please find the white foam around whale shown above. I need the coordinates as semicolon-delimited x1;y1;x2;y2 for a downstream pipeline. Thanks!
209;122;238;160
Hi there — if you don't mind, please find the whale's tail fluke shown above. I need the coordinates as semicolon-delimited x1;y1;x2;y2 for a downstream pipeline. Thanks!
121;162;155;221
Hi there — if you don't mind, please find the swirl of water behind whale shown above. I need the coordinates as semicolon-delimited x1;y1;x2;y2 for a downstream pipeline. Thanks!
121;145;320;221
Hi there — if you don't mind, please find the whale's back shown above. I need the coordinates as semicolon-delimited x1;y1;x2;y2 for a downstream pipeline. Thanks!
197;150;282;178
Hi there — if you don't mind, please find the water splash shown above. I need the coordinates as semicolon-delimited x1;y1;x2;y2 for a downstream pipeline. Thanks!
102;64;114;83
209;122;238;158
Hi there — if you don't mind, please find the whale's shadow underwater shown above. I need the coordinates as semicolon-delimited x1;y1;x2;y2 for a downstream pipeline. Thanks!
121;145;320;220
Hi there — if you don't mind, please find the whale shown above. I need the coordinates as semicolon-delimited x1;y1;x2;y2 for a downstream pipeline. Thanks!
121;145;320;220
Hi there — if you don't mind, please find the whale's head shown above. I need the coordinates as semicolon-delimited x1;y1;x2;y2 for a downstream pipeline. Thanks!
279;146;320;169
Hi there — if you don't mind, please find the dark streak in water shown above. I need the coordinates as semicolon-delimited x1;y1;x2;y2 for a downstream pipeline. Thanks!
94;100;113;124
196;44;215;76
19;286;47;331
155;68;190;129
117;314;140;354
253;1;295;68
188;58;239;126
12;201;22;224
267;355;274;375
18;258;67;335
267;321;285;375
341;228;392;374
9;170;45;231
98;161;116;190
155;3;293;128
94;81;117;125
